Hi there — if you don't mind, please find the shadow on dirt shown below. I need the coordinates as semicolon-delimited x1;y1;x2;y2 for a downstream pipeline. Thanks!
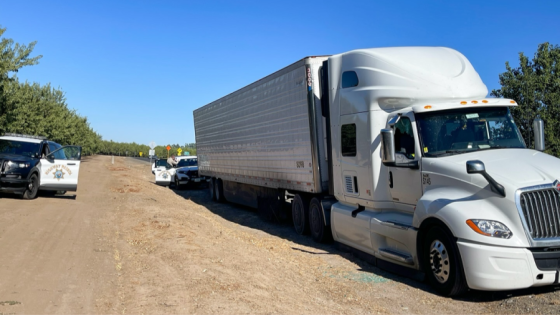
0;191;76;200
165;183;560;302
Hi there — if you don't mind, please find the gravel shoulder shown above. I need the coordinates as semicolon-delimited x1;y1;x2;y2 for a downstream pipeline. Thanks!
1;155;560;314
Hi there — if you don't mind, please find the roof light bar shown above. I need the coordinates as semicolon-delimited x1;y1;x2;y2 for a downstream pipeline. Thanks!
2;133;47;140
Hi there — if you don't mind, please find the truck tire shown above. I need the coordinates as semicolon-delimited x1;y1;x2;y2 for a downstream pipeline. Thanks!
309;198;332;243
292;194;309;235
215;179;225;202
23;174;39;200
209;178;217;201
423;226;468;296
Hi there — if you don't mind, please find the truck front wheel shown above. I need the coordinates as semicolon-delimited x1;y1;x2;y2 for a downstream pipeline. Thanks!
423;226;468;296
292;194;309;235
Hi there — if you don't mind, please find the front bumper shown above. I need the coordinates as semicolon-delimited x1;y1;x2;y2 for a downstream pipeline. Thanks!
0;176;28;193
458;240;558;291
176;176;207;185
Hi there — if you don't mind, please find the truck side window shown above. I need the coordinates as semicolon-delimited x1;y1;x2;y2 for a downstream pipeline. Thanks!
341;71;359;88
341;124;356;156
394;118;415;159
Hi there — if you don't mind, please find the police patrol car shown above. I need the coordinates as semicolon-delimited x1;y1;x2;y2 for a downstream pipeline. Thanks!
0;133;82;199
154;156;207;188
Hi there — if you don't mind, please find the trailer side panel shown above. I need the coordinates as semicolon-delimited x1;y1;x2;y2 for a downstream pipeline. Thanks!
194;57;328;194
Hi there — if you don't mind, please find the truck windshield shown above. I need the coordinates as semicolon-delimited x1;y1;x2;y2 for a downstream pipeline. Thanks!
0;140;41;158
415;107;525;157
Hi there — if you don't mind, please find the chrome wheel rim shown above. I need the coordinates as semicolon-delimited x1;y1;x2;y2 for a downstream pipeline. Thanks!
429;239;450;283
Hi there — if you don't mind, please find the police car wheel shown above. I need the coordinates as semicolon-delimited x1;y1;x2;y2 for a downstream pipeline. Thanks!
23;174;39;200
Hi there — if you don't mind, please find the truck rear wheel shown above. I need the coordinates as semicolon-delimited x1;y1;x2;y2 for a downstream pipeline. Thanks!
209;178;217;201
309;198;332;243
215;179;225;202
292;194;309;235
423;226;468;296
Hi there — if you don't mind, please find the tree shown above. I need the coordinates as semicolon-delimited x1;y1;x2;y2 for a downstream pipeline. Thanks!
0;27;42;134
491;42;560;157
0;27;42;79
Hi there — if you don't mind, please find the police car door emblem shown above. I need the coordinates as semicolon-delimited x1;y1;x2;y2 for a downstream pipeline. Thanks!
54;168;65;181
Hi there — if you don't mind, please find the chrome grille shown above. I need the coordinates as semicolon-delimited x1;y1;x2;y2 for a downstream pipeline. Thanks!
520;188;560;239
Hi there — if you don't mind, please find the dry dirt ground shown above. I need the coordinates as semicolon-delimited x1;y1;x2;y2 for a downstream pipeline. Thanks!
1;155;560;314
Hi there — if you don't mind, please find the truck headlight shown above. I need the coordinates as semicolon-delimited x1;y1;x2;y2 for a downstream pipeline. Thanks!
466;219;512;239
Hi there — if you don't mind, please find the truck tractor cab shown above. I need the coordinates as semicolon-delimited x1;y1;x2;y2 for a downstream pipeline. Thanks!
326;47;560;296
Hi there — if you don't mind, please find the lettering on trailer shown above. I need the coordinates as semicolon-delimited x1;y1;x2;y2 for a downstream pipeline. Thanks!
296;161;305;168
45;164;73;179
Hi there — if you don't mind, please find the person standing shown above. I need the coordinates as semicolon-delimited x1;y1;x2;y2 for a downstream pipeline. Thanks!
167;154;178;167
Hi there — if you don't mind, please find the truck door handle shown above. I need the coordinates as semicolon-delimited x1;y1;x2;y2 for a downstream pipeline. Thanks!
68;163;76;166
389;171;393;188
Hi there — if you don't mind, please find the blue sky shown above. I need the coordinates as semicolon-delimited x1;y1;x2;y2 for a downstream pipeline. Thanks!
1;0;558;146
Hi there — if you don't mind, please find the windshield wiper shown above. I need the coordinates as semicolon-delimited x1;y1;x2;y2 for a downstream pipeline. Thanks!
424;151;457;157
445;150;465;154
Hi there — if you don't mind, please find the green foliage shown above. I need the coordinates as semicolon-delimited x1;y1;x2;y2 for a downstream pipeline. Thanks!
149;143;197;159
491;42;560;156
0;27;42;79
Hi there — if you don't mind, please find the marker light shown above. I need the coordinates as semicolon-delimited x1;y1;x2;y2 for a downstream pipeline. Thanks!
466;219;512;239
460;101;467;105
482;100;488;103
510;100;516;104
424;105;432;109
471;100;478;104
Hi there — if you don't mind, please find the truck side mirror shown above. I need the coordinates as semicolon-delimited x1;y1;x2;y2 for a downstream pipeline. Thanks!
381;129;395;165
466;160;485;174
466;160;506;197
533;116;545;152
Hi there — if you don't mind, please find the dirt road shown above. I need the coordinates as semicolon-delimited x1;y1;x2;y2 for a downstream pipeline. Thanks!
1;155;560;314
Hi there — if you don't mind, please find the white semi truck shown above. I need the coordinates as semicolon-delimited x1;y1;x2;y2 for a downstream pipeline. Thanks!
193;47;560;296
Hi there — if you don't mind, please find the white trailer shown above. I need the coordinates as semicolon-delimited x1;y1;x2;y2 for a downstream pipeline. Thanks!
194;57;330;212
194;47;560;296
